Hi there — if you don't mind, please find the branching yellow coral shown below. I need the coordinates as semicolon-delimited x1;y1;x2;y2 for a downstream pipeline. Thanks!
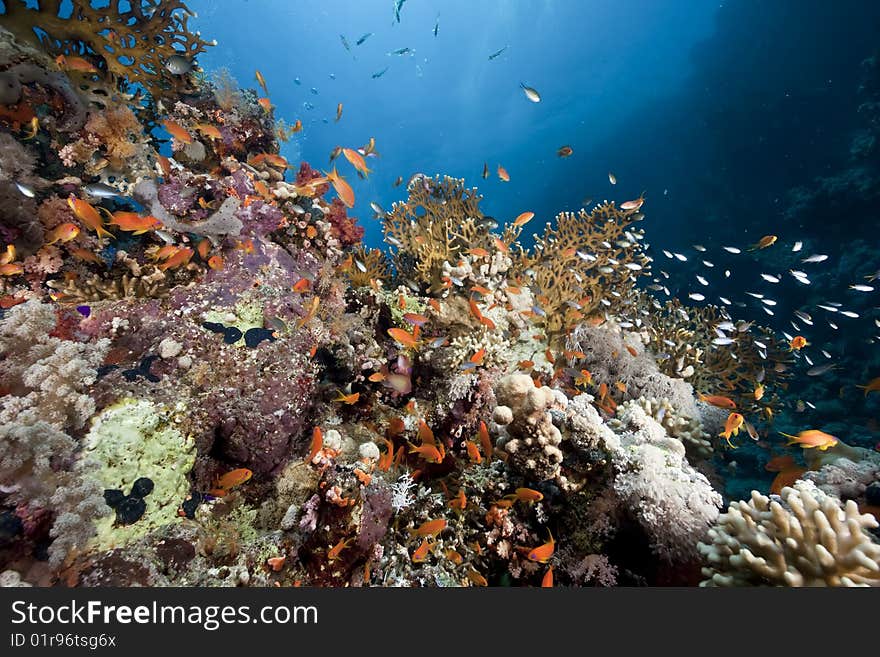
346;246;390;288
645;298;791;415
383;174;496;290
2;0;212;99
509;202;650;338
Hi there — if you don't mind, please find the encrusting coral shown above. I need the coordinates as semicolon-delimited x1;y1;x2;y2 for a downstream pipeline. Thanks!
699;481;880;586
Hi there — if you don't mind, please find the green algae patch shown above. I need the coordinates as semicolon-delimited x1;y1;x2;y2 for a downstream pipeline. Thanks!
201;296;265;343
84;399;195;550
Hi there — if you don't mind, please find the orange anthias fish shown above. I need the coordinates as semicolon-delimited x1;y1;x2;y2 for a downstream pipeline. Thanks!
342;148;372;177
55;54;99;73
208;255;224;270
780;429;839;451
334;390;360;404
464;440;482;464
388;327;419;350
195;123;222;140
857;377;880;396
411;539;434;563
477;420;493;462
506;487;544;503
410;519;447;538
326;166;355;208
542;566;554;587
620;196;645;211
249;153;289;169
45;222;80;245
754;383;765;401
258;97;273;113
255;69;269;94
557;145;573;158
448;488;467;511
513;211;534;227
68;246;102;264
163;119;192;144
526;530;555;563
307;427;323;463
209;468;252;496
327;537;354;562
789;335;808;351
765;454;797;472
719;412;744;447
0;263;23;276
749;235;778;251
158;247;194;271
698;393;737;410
108;212;162;235
408;442;443;464
467;569;488;587
335;103;343;122
67;196;114;239
770;467;807;494
497;164;510;182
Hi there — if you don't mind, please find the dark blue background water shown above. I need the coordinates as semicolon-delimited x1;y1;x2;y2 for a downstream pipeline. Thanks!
191;0;718;245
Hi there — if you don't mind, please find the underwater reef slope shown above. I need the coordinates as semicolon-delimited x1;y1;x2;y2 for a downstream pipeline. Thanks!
0;1;878;588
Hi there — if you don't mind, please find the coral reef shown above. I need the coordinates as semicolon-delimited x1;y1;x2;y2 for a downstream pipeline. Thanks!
0;5;873;590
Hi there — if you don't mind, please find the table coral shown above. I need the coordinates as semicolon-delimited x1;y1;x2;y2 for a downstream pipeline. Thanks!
699;481;880;586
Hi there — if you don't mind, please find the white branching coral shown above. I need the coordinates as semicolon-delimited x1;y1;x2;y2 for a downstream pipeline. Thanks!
699;481;880;587
0;300;111;568
608;402;722;562
391;472;417;513
624;397;713;459
0;300;110;429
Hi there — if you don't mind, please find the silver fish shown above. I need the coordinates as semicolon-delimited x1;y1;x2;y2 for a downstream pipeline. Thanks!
712;337;735;346
840;310;859;318
821;350;831;359
807;363;836;376
746;292;764;299
792;241;803;252
801;254;828;263
761;298;777;306
688;293;705;301
793;310;812;323
15;182;35;198
165;54;193;75
662;250;673;259
761;273;780;283
828;320;839;329
84;182;122;198
693;244;707;252
703;260;714;267
722;246;741;254
355;260;367;273
674;253;687;262
696;275;708;286
520;82;541;103
719;296;732;305
817;304;837;312
849;284;874;292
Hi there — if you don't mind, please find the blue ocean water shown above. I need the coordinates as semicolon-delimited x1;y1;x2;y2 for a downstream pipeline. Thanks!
191;0;719;248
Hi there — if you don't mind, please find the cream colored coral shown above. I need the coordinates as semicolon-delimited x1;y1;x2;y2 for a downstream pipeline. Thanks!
628;397;713;458
494;374;563;481
699;481;880;587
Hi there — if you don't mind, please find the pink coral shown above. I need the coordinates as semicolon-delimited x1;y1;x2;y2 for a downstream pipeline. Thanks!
327;198;364;247
295;161;329;197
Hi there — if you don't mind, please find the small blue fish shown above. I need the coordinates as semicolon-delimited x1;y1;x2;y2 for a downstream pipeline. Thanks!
76;305;91;317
